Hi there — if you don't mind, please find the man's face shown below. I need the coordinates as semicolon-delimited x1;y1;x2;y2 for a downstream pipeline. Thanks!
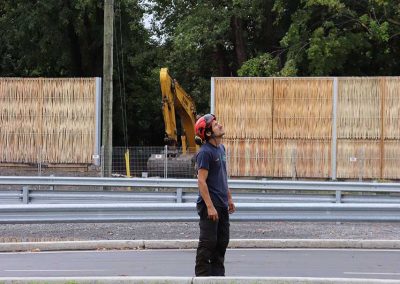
211;119;225;138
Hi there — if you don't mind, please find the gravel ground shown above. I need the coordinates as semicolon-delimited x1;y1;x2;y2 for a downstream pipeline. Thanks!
1;222;399;243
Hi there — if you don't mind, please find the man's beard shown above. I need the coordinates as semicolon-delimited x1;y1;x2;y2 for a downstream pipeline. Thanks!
215;132;225;138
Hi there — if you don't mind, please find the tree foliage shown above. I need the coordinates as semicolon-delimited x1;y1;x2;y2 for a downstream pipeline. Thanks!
275;0;400;76
0;0;104;76
237;53;279;76
0;0;163;145
1;0;400;145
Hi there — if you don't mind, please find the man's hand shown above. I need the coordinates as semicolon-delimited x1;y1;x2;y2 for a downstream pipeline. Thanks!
207;205;219;221
228;199;236;214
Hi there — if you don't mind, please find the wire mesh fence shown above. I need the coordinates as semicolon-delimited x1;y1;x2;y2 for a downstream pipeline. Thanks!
0;144;399;181
107;145;399;181
103;146;197;179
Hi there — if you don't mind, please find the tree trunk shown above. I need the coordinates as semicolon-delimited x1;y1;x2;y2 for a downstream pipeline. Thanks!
62;0;83;76
231;16;247;68
82;7;102;77
213;44;230;76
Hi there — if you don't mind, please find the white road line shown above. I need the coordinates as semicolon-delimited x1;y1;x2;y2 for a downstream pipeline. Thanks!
1;248;400;255
344;272;400;276
5;269;105;272
229;248;400;252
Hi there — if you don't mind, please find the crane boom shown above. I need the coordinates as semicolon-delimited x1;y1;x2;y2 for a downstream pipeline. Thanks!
160;68;197;151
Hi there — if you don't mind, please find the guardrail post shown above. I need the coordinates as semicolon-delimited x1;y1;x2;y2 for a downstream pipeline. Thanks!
335;190;341;203
335;188;342;224
176;188;183;203
22;187;30;204
49;174;54;191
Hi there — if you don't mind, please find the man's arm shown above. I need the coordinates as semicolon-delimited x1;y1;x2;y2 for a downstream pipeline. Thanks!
197;168;218;221
227;188;235;214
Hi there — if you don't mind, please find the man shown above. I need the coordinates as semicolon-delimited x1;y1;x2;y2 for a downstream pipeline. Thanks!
194;113;235;277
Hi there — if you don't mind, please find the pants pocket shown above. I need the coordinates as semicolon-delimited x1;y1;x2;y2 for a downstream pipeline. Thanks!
196;202;207;218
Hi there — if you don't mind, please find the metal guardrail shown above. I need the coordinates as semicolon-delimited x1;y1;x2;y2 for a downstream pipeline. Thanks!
1;203;400;223
0;176;399;191
2;190;400;205
0;176;399;223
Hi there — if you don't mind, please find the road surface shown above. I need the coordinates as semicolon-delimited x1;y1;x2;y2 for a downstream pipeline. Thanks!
1;248;399;280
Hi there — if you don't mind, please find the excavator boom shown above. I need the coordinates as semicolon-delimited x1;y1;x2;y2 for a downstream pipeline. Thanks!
160;68;197;150
147;68;198;178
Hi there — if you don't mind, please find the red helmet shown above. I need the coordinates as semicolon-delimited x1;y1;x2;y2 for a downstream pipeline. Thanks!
195;114;216;144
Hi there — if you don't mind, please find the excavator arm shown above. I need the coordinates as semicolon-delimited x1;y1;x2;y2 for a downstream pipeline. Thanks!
147;68;198;178
160;68;197;151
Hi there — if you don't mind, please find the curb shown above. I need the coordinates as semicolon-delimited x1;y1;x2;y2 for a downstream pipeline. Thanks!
0;277;399;284
1;239;400;252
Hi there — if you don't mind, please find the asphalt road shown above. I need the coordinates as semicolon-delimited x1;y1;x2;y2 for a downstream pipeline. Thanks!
1;249;399;280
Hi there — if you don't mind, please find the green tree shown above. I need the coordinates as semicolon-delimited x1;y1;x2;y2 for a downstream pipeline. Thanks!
2;0;400;145
112;0;164;145
0;0;104;76
237;53;279;76
276;0;400;76
149;0;286;113
0;0;165;145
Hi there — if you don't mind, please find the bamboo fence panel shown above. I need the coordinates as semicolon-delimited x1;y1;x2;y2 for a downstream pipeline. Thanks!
0;78;96;164
214;77;400;178
0;79;40;163
383;78;400;139
337;78;381;139
272;139;330;178
336;140;381;179
215;78;273;139
383;141;400;179
223;138;273;177
41;79;96;163
273;78;332;139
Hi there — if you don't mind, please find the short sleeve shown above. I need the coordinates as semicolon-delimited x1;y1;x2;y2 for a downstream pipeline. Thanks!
196;150;211;171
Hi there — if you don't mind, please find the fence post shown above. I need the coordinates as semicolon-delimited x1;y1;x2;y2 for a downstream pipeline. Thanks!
176;188;183;203
94;77;102;167
37;151;42;177
101;145;106;178
291;148;297;180
210;77;215;114
331;77;338;180
359;148;365;182
22;187;29;204
164;145;168;179
100;146;105;190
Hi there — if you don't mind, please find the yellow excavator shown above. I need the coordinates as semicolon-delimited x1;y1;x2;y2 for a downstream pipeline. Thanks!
147;68;198;177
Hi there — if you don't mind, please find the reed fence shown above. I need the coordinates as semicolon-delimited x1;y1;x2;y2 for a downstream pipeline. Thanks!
0;78;98;165
214;77;400;180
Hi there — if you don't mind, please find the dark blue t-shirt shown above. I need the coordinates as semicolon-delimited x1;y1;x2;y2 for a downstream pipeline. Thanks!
196;142;228;208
